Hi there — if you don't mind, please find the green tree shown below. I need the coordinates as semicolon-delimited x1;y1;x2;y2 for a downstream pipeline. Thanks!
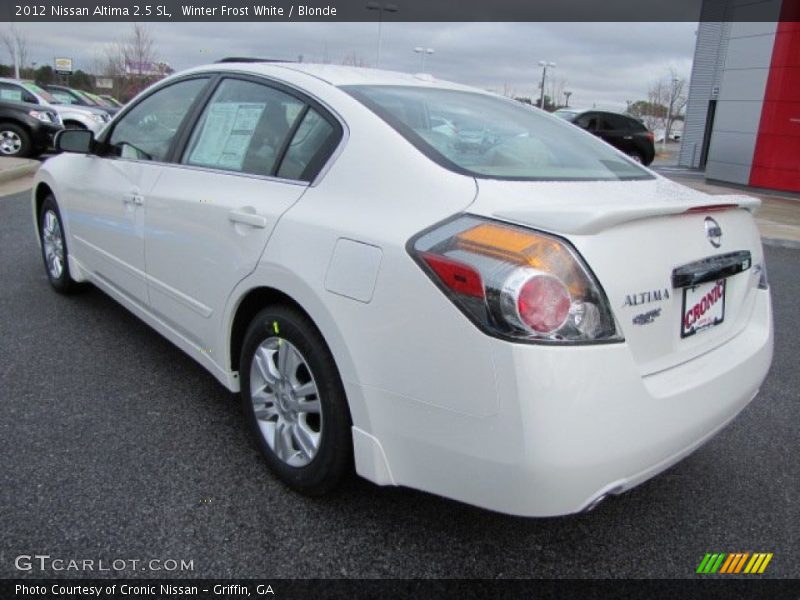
69;69;94;91
33;64;55;85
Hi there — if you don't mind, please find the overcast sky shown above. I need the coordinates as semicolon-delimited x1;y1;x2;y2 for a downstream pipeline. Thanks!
10;21;697;110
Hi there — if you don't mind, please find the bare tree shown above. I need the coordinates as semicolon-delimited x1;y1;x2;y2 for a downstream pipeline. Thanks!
341;52;369;67
1;25;30;78
664;66;687;141
640;67;688;141
549;76;568;109
501;81;517;98
100;24;161;100
109;23;157;77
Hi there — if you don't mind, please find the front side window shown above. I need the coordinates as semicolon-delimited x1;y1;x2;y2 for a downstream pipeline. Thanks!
22;83;58;104
346;86;651;181
182;78;304;176
108;77;209;162
50;91;76;104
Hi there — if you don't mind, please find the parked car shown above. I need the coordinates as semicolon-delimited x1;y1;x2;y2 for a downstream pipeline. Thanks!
0;78;111;134
32;62;772;517
99;94;124;108
43;84;120;116
554;108;656;165
84;91;121;115
0;98;62;157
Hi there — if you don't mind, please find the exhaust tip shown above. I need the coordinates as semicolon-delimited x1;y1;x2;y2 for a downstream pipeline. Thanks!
582;483;625;513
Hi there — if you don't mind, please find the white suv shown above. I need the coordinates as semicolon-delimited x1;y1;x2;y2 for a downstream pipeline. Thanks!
32;61;773;516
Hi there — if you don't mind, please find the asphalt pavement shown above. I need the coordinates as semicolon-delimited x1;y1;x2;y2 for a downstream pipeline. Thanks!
1;188;798;579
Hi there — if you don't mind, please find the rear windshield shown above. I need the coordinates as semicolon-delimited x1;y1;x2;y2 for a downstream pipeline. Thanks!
345;86;652;181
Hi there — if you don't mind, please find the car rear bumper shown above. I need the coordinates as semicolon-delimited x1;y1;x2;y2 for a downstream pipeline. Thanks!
355;289;772;517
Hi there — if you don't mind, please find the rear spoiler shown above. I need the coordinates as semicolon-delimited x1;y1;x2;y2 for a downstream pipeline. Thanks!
495;194;761;236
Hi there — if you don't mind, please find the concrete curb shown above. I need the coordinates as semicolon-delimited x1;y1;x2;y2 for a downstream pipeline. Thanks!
0;159;39;185
762;237;800;250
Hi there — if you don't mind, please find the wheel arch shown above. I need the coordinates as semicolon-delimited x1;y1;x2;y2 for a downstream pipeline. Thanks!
62;120;87;130
34;181;54;229
0;116;31;131
228;283;360;426
229;286;306;374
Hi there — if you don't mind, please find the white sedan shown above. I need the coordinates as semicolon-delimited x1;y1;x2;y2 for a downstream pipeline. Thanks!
32;61;773;516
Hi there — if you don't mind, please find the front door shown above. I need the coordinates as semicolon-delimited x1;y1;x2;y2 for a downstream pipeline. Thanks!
66;77;211;306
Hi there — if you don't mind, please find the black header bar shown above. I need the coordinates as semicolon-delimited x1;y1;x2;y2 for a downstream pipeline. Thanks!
1;0;795;22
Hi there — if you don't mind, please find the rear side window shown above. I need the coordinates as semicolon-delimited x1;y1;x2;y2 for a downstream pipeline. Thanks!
626;117;647;132
183;78;305;176
346;86;651;181
276;108;337;181
0;83;32;103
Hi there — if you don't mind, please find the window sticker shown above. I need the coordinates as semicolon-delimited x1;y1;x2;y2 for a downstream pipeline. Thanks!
0;89;23;102
189;102;266;171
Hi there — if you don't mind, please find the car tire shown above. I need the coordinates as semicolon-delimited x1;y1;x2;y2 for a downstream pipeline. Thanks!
0;122;32;157
39;195;81;294
628;151;645;164
240;305;352;495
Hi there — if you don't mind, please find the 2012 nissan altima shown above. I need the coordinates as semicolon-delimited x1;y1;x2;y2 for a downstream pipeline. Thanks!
31;61;773;516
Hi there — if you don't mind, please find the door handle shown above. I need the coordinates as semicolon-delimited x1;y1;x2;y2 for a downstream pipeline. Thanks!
228;210;268;228
623;136;633;140
123;193;144;206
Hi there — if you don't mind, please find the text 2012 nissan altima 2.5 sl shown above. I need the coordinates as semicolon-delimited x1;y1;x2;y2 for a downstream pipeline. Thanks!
32;61;773;517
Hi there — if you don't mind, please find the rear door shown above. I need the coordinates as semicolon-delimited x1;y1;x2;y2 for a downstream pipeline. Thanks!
143;75;342;351
596;113;632;154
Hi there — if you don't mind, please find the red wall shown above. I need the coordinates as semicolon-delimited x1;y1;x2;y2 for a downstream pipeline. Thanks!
749;5;800;193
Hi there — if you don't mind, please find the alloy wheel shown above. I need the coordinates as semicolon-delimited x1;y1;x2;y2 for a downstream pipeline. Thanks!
42;210;65;280
0;130;22;155
249;337;322;467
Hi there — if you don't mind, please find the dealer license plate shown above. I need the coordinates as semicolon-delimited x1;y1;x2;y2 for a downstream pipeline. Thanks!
681;279;726;338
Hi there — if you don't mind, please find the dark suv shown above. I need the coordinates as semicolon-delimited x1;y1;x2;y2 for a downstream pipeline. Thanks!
0;98;63;157
554;109;655;165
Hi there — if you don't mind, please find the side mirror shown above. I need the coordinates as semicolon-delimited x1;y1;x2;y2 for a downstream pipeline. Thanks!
56;129;94;154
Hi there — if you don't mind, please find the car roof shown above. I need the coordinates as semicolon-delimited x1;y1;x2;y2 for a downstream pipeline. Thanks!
185;61;482;92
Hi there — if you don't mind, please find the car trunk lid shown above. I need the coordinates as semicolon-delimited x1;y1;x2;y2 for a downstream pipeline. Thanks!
468;177;765;375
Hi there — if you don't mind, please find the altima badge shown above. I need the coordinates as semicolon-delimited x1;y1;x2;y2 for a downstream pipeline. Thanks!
705;217;722;248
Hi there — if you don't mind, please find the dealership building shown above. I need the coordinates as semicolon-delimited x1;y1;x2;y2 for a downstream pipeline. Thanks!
679;0;800;193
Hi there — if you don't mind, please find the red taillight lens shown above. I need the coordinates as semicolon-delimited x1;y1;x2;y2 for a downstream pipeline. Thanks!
646;132;654;142
517;273;571;333
421;252;484;298
411;215;622;344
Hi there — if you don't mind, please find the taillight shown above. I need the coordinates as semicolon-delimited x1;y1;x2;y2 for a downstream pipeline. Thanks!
410;215;622;344
646;132;654;142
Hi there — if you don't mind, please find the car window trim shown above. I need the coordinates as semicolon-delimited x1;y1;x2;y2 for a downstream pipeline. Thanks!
170;72;344;185
272;104;310;178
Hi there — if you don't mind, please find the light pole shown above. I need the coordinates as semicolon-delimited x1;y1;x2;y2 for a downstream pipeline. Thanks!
414;47;434;71
538;60;556;110
564;90;572;108
366;2;399;68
